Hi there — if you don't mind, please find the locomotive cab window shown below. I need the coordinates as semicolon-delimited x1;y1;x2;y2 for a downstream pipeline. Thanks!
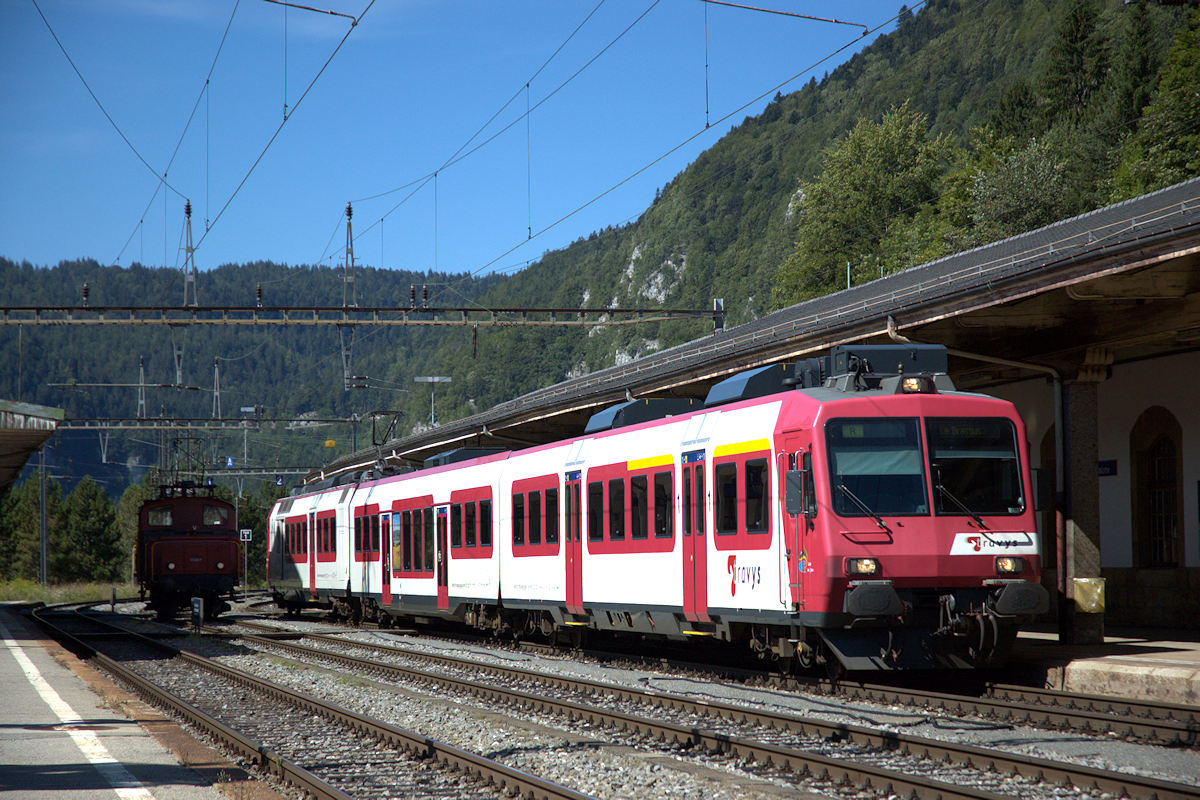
148;506;172;527
826;418;928;516
926;418;1024;515
203;504;230;527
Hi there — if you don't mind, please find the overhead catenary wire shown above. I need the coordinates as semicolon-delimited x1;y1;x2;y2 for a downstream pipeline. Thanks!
461;4;918;281
194;0;375;255
110;1;242;266
30;0;187;203
344;1;656;252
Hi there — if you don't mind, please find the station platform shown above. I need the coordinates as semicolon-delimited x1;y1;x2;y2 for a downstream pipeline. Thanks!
1011;624;1200;708
0;604;283;800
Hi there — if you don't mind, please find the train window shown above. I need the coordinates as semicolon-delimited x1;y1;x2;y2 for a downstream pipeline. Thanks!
479;500;493;547
545;488;559;545
330;519;337;555
148;506;172;526
371;514;380;552
683;470;692;533
745;459;769;533
512;493;526;546
926;417;1023;515
630;476;648;540
203;504;229;526
413;510;424;571
608;479;625;541
587;482;604;541
695;467;705;535
451;504;463;548
402;511;413;571
354;517;363;552
465;502;477;547
528;491;542;546
715;463;738;534
654;471;673;538
827;417;928;516
423;508;435;571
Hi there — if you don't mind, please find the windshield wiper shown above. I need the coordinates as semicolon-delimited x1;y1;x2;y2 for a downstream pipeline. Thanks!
935;482;988;529
837;483;889;531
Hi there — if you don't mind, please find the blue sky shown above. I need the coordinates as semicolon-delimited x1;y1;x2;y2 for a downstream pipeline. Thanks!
2;0;902;279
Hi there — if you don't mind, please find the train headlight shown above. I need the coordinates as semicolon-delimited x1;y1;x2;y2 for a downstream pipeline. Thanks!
845;557;880;576
995;556;1026;575
216;561;225;570
166;561;176;570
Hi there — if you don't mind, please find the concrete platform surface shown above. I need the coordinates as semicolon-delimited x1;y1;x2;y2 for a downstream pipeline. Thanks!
1012;625;1200;707
0;605;283;800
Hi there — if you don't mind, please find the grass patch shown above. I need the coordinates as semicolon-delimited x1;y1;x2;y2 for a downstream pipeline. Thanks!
0;579;138;605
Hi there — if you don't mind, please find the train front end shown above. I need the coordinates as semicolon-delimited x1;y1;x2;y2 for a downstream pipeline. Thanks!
781;346;1049;671
136;486;239;619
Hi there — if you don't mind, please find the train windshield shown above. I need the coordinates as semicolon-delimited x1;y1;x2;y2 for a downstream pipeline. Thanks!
926;418;1024;516
203;504;231;527
826;418;929;516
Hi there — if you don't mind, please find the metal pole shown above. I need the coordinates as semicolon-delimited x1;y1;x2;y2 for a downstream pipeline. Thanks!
39;449;47;585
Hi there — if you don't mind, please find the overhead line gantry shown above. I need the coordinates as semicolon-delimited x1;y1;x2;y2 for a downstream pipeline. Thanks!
1;303;724;328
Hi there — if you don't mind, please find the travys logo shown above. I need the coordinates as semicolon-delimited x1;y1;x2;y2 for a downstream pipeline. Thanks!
726;555;761;596
949;531;1037;555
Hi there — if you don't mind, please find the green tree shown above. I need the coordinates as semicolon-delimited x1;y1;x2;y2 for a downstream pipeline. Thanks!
0;473;62;581
114;478;156;580
969;137;1073;244
774;103;951;305
1039;0;1108;128
51;476;122;582
1111;8;1200;198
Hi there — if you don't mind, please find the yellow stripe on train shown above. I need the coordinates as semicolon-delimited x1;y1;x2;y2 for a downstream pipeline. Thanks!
713;438;771;458
626;454;674;471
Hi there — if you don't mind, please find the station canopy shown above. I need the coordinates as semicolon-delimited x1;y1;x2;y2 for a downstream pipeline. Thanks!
0;400;63;494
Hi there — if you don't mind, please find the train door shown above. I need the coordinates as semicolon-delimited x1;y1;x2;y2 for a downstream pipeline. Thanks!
436;505;449;611
681;450;709;622
381;514;392;607
307;511;318;597
780;433;811;610
564;471;583;613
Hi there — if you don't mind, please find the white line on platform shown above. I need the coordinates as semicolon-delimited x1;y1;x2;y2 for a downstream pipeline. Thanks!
0;616;156;800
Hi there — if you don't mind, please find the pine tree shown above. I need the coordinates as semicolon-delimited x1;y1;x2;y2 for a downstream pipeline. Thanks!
1111;8;1200;198
51;476;122;582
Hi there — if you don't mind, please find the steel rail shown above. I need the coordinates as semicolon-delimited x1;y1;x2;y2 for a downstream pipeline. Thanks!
240;629;1200;800
241;632;1009;800
176;650;595;800
835;681;1200;746
985;682;1200;726
28;607;354;800
33;607;595;800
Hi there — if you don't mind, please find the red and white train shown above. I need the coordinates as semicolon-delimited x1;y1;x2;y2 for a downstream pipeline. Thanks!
268;344;1049;671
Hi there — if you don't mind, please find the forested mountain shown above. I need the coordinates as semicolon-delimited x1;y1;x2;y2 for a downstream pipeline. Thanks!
2;0;1196;507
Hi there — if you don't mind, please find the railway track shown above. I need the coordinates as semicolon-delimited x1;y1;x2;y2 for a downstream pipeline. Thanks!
233;611;1200;748
29;605;595;800
224;619;1200;800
